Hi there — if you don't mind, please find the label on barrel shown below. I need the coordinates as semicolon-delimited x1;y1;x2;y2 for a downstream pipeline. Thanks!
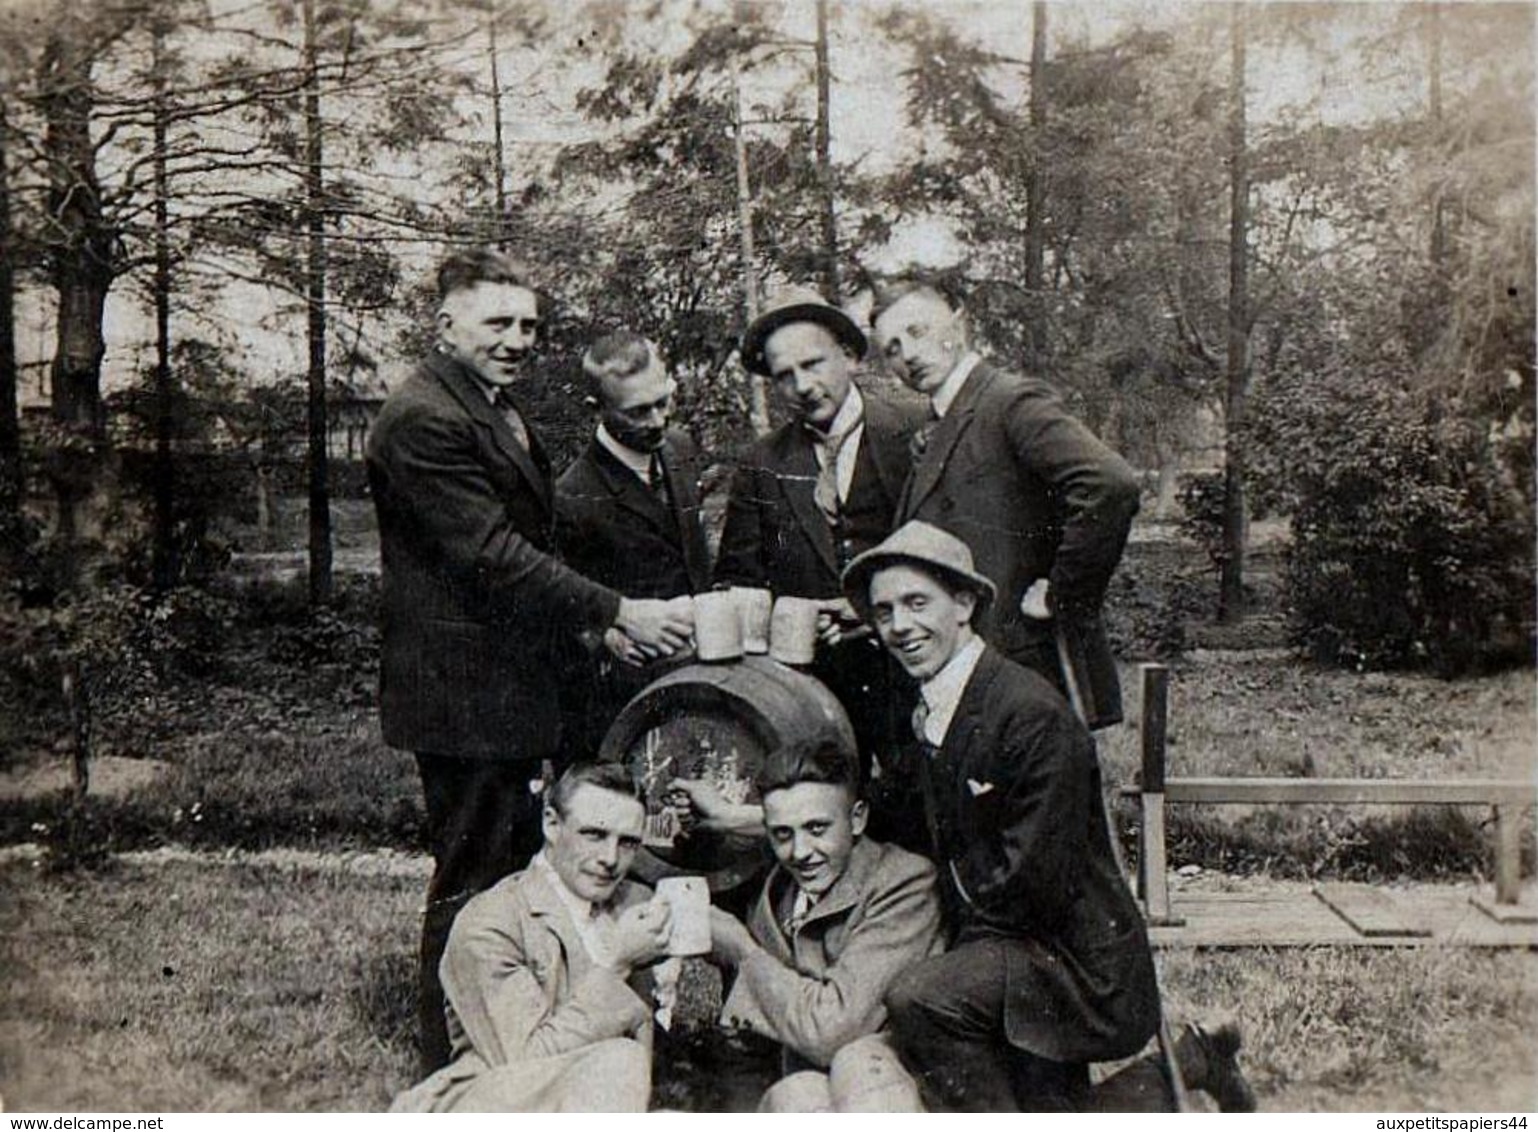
634;722;755;850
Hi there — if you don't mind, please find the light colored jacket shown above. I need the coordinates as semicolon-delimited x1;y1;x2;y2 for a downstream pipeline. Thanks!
722;836;943;1070
392;866;654;1112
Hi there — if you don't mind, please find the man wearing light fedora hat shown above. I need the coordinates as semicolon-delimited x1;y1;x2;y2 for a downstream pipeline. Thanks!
840;521;1253;1114
870;277;1140;730
713;287;924;781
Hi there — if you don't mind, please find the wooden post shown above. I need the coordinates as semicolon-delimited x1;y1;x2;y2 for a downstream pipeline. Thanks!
1140;663;1173;924
1494;804;1520;905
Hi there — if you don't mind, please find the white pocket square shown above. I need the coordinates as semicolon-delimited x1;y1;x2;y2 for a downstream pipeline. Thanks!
966;778;995;797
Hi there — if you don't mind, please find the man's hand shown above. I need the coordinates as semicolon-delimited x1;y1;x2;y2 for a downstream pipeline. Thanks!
603;626;650;667
666;778;763;838
707;906;758;967
1019;578;1052;621
616;596;695;657
608;898;673;972
815;597;870;646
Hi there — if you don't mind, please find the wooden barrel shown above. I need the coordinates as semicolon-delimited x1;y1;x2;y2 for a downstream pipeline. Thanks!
598;655;857;893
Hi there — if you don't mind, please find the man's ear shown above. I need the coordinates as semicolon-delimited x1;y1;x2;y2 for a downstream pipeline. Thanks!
955;588;978;626
849;798;869;839
541;804;561;845
435;307;453;338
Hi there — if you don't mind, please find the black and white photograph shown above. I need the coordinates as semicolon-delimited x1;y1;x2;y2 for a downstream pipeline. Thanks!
0;0;1532;1115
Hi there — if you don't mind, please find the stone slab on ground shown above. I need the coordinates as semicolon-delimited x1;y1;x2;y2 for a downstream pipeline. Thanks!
0;755;172;803
1150;875;1538;948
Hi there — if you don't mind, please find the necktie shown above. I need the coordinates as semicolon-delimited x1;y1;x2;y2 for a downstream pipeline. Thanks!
910;407;940;460
812;426;857;521
786;887;817;935
912;699;932;747
648;451;667;496
493;388;530;451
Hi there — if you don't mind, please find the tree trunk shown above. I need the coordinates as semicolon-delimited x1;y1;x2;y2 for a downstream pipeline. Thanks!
813;0;839;302
488;16;509;249
732;59;770;435
151;20;178;592
1022;0;1047;368
0;94;23;563
303;0;333;607
1428;2;1445;269
39;31;113;555
1219;4;1250;624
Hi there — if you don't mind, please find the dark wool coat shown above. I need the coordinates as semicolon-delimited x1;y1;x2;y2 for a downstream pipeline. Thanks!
365;351;620;760
555;429;712;601
881;646;1159;1064
897;361;1140;728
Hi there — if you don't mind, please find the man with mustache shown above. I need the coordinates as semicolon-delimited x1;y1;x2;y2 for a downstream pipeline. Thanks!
556;331;712;756
367;249;694;1070
391;763;672;1112
870;277;1139;729
715;288;921;779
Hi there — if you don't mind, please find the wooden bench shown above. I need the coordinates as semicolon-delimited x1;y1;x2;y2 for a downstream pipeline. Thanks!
1122;663;1535;925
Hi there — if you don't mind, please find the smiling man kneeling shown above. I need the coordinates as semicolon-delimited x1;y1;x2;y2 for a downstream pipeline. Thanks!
706;739;944;1112
391;763;672;1112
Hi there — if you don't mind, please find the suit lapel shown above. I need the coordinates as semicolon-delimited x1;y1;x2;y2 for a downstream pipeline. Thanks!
938;646;1003;778
900;364;996;519
660;439;712;592
861;397;908;506
428;352;552;516
592;441;672;535
775;429;840;578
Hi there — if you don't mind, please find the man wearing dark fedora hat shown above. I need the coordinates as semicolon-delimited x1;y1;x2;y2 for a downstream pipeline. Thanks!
841;521;1254;1114
711;287;924;782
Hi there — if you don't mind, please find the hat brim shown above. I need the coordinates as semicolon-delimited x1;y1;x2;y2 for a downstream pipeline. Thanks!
841;550;997;627
741;302;868;376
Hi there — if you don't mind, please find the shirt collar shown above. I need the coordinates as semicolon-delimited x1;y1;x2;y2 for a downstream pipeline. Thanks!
596;423;656;481
804;383;865;448
533;850;597;920
919;634;986;746
930;351;982;419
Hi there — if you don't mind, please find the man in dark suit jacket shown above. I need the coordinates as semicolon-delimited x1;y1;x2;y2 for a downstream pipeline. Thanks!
365;249;694;1070
715;288;922;776
843;521;1251;1113
556;331;712;755
870;279;1140;729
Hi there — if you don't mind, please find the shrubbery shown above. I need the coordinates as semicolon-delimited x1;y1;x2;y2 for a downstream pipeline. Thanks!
1247;371;1534;674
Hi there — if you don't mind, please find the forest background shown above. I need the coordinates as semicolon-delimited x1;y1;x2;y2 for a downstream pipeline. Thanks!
0;0;1533;1114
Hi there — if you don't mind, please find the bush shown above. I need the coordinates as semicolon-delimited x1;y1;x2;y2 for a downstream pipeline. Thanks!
1175;471;1233;573
1248;376;1534;674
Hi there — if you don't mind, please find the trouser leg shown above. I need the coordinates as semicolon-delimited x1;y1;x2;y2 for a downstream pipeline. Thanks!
415;753;550;1072
1081;1055;1172;1112
828;1034;924;1112
883;940;1021;1112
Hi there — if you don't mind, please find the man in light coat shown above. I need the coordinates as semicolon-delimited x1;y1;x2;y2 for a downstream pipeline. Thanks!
391;763;672;1112
707;738;943;1112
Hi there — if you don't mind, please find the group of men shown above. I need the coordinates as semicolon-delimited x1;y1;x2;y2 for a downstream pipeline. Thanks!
366;247;1253;1112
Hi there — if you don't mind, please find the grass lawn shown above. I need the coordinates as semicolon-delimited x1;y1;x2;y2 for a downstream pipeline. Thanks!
3;855;1533;1113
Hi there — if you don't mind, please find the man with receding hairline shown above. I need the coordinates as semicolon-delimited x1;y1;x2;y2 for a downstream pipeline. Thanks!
391;762;671;1112
556;331;712;755
714;287;922;780
366;249;694;1070
871;276;1140;729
